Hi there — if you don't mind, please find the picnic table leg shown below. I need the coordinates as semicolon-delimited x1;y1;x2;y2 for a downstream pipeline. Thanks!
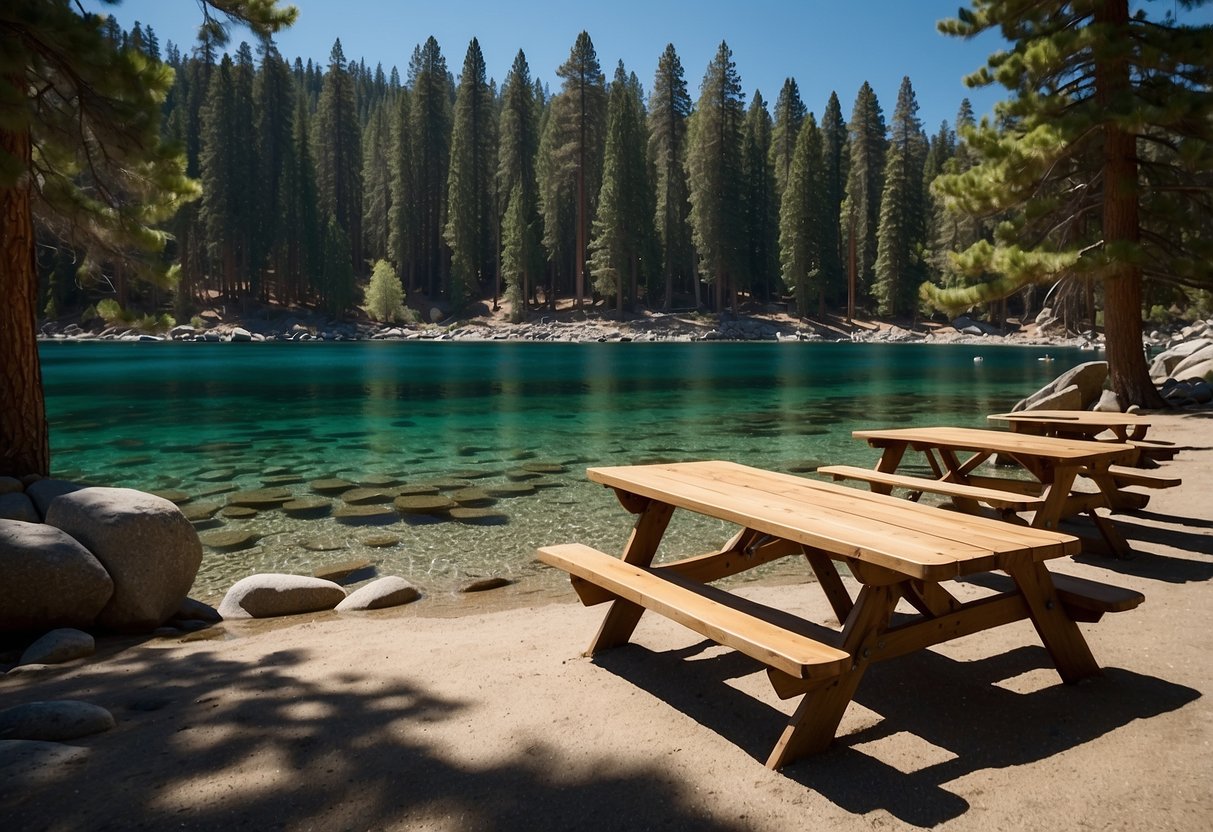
867;444;908;494
1005;561;1100;683
766;584;900;769
586;500;675;654
801;546;854;623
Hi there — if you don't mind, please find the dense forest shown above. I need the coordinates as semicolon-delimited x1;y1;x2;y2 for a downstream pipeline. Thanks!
35;17;1211;331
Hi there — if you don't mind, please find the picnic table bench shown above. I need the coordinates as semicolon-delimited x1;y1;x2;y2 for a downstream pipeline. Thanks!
987;410;1185;468
538;460;1143;769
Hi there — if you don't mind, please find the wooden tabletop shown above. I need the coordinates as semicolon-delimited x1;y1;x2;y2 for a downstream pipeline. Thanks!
587;460;1080;581
852;425;1135;464
988;410;1153;427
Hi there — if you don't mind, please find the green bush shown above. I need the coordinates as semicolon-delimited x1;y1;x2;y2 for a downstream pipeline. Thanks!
95;298;125;326
362;259;412;323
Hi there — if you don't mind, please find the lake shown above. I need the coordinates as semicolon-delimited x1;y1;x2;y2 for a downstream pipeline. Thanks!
39;340;1089;602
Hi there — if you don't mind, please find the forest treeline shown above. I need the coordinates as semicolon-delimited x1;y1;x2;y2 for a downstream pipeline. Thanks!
35;18;1200;327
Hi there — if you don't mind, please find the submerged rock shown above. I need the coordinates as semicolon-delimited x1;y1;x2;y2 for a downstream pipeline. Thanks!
460;577;512;593
197;529;261;551
393;495;457;515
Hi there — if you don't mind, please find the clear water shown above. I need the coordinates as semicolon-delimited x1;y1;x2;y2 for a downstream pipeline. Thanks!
39;341;1089;602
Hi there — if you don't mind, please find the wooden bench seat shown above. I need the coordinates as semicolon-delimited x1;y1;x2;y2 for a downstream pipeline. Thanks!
536;543;852;681
1106;465;1181;490
963;571;1144;623
815;465;1047;512
1128;439;1179;461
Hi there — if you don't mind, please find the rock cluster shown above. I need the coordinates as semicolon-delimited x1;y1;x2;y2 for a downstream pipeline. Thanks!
1;482;204;639
1148;319;1213;408
218;573;421;618
1013;361;1110;412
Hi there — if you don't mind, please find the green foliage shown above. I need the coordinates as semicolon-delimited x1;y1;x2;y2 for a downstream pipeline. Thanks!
770;78;806;199
873;77;928;317
407;37;452;296
95;298;125;326
780;113;826;315
647;44;693;309
362;258;410;322
841;82;887;300
313;39;363;274
498;51;541;320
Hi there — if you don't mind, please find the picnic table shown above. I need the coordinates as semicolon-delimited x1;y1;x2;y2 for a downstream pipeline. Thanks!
820;426;1142;557
988;409;1181;468
538;460;1142;769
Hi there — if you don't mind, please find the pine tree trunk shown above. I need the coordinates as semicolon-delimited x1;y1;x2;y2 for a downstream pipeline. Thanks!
1096;0;1164;408
0;122;50;477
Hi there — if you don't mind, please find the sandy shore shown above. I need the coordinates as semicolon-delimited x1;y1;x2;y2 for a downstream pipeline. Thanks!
2;411;1211;831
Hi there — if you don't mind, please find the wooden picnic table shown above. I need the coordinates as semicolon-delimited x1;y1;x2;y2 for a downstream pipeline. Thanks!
840;426;1140;557
538;460;1142;769
987;409;1179;468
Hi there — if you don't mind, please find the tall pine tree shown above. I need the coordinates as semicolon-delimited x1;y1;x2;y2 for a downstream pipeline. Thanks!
313;39;363;274
742;91;779;300
873;76;927;317
647;44;693;310
497;50;541;320
779;112;826;315
841;81;886;312
770;78;806;200
408;37;452;297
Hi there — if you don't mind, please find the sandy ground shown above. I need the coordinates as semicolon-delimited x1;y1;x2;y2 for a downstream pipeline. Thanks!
2;411;1211;831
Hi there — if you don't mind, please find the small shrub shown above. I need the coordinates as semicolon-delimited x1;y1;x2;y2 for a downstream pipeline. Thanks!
95;298;125;326
362;259;410;323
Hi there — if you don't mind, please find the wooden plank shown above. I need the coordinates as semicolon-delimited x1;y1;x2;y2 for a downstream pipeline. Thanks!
1107;465;1181;489
989;410;1153;427
854;426;1135;464
588;462;1079;579
1006;561;1101;684
537;544;852;680
816;464;1046;510
587;500;674;653
802;546;854;623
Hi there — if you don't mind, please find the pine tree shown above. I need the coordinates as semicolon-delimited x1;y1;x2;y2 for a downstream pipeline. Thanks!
536;87;575;306
199;54;240;298
770;78;806;199
361;100;393;265
819;91;849;304
497;50;541;320
285;85;322;305
319;213;354;317
388;87;417;289
930;1;1213;405
408;37;452;298
873;76;928;317
1;0;295;476
444;38;498;311
252;46;295;303
589;62;655;313
779;113;826;315
363;257;408;322
313;39;363;274
552;32;607;308
743;92;779;301
647;44;693;310
686;41;746;312
841;82;886;312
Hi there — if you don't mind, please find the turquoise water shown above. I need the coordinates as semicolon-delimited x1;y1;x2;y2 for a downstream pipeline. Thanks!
39;341;1090;601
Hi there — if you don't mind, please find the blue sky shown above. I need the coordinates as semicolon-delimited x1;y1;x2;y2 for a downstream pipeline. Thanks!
83;1;1209;133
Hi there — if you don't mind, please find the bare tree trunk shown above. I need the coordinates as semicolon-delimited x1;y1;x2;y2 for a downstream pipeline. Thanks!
1;122;49;477
1096;0;1164;408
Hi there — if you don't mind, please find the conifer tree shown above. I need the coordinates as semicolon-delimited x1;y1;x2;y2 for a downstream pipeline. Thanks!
313;39;363;274
743;92;779;300
819;91;849;304
199;55;241;297
408;37;452;297
536;86;575;306
319;213;354;316
779;113;826;315
686;41;746;312
552;32;607;307
285;85;322;304
361;100;393;265
252;46;295;303
589;62;655;313
445;38;498;310
770;78;806;199
930;0;1213;406
497;50;541;320
647;44;693;310
841;81;886;310
388;87;417;289
363;257;408;322
874;76;927;317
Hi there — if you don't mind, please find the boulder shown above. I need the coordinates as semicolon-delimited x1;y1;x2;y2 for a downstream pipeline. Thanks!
1091;389;1123;413
0;701;115;741
1170;343;1213;379
1019;384;1082;413
24;479;85;520
334;577;421;611
218;574;346;620
1014;361;1107;411
172;597;222;623
1150;337;1212;381
44;488;202;633
0;493;38;523
0;520;112;632
0;477;22;495
19;629;95;665
229;327;253;342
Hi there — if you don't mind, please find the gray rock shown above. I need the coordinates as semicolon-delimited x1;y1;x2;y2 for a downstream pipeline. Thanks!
173;597;222;622
1150;337;1212;380
218;574;346;620
460;577;512;593
0;701;115;741
0;477;22;495
25;479;85;519
1178;358;1213;384
335;577;421;611
1021;384;1083;413
0;493;38;523
1015;361;1107;411
1170;342;1213;379
0;520;112;632
230;327;253;342
19;629;95;665
1091;389;1122;413
45;488;202;633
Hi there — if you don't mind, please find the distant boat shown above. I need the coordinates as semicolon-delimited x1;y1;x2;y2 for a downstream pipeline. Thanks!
973;356;984;362
1038;354;1054;362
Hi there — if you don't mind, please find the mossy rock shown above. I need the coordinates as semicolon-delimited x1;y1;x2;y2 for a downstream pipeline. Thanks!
220;505;259;519
392;484;441;497
460;576;512;593
448;468;499;480
196;469;237;482
449;487;495;508
314;558;376;583
341;488;395;505
521;462;567;474
262;473;305;486
227;488;293;508
359;533;401;548
527;478;564;490
393;494;457;515
504;468;541;481
195;483;238;497
198;529;261;551
310;477;354;495
426;478;472;491
180;500;223;521
302;538;347;552
449;507;508;526
281;497;332;518
332;504;398;525
356;473;400;487
483;483;536;498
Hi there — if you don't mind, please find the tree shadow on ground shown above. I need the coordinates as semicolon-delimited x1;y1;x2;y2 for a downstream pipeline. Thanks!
597;639;1198;828
0;643;745;831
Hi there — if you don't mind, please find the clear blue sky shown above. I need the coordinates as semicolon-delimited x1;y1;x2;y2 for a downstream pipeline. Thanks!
83;0;1210;132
